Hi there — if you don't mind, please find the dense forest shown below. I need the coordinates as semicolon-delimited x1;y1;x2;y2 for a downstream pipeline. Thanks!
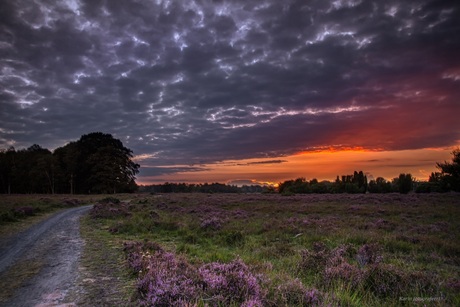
0;132;139;194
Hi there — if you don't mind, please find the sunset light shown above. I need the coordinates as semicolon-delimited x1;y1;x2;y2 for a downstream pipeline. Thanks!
1;0;459;186
137;147;456;186
1;2;460;305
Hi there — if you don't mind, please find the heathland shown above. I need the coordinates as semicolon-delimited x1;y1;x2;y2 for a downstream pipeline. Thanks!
3;193;457;306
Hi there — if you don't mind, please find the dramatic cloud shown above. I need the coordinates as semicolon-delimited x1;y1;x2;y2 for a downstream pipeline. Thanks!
1;0;459;182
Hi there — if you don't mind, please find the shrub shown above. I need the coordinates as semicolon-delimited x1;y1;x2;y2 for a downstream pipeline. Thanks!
324;261;362;288
90;201;131;219
356;244;383;267
298;242;329;274
299;243;410;295
99;197;121;204
305;288;323;306
199;258;263;305
276;278;323;306
361;264;405;297
124;240;265;306
137;252;201;306
200;216;223;231
124;241;163;273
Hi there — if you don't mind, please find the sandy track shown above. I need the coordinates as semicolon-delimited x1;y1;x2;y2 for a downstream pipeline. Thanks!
0;205;92;307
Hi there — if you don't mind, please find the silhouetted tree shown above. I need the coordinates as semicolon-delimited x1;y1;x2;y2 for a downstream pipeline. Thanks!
54;141;80;194
278;178;311;194
394;173;413;194
332;171;367;193
0;147;16;194
368;177;392;193
0;132;140;194
75;132;140;194
435;148;460;192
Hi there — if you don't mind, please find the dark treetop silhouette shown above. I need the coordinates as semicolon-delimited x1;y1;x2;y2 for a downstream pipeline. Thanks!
0;132;139;194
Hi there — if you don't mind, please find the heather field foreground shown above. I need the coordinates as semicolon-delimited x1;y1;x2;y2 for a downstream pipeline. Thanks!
85;193;459;306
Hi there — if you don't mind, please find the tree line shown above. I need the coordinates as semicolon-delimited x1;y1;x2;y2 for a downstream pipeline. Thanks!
139;182;272;194
0;132;139;194
1;134;458;195
279;149;460;195
278;172;415;195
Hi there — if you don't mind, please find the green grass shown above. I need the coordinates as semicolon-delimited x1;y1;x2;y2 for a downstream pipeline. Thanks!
0;194;133;238
67;215;136;306
90;193;459;306
4;193;459;305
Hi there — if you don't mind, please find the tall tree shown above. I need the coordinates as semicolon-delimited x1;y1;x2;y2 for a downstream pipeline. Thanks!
75;132;140;193
435;148;460;192
54;141;80;194
395;173;413;194
0;147;16;194
0;132;140;194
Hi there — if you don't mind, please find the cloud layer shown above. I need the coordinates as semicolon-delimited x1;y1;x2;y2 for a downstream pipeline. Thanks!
1;0;459;180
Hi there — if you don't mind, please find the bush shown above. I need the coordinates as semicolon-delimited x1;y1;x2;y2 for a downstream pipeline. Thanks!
298;242;330;274
199;258;264;305
90;201;131;219
276;278;323;306
99;197;121;204
124;240;265;306
356;244;383;266
361;264;405;297
415;182;443;193
200;216;223;231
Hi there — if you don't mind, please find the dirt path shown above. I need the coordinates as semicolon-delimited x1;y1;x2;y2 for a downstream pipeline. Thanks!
0;205;92;307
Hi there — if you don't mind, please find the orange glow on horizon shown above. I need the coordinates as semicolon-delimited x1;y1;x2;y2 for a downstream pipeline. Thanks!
138;147;458;185
294;146;383;156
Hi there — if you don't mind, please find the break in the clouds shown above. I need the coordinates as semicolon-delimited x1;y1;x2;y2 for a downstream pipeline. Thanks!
1;0;459;179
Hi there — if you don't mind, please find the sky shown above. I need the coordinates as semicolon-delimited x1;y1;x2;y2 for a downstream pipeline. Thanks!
1;0;459;186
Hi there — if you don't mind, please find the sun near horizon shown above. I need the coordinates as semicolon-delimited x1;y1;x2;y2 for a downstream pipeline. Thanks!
135;146;457;186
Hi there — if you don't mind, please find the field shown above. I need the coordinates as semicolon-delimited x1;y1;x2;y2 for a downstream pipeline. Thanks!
87;193;459;306
1;193;459;306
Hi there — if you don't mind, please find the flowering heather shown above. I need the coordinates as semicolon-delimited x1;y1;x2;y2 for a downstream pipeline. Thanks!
124;241;164;273
361;264;406;297
276;278;323;306
124;240;265;306
356;244;383;267
79;193;459;306
297;242;439;298
305;288;322;306
199;258;263;305
299;243;368;286
200;216;224;231
90;201;131;219
298;242;329;273
137;251;201;306
324;261;362;288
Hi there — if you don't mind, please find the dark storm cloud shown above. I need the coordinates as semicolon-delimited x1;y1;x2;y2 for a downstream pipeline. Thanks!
1;0;459;179
140;165;209;177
